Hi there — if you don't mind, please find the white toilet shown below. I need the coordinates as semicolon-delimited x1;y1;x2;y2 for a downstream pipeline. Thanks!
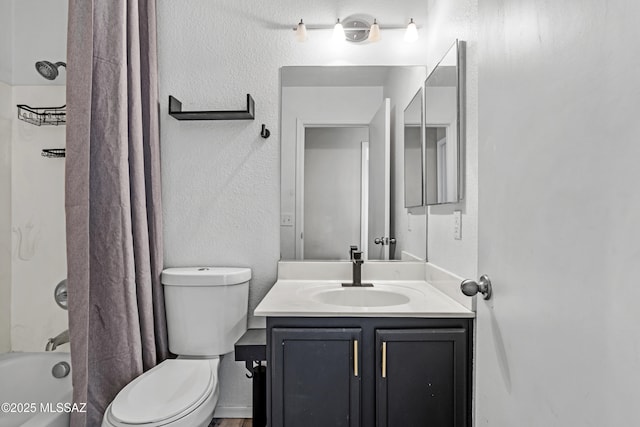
102;267;251;427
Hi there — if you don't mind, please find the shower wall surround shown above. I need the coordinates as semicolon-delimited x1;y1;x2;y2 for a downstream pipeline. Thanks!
156;0;430;417
1;0;68;353
0;1;11;84
10;85;68;352
4;0;67;86
0;81;11;353
0;84;68;353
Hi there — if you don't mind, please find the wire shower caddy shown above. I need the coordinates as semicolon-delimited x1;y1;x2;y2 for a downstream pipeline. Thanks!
17;104;66;126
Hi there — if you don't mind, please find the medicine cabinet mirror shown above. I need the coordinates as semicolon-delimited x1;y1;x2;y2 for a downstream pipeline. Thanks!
424;39;465;205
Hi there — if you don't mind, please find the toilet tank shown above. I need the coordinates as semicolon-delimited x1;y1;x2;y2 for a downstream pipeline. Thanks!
162;267;251;356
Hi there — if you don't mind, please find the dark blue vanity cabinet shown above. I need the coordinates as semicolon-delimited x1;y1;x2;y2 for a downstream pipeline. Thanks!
271;328;362;427
376;328;468;427
267;317;472;427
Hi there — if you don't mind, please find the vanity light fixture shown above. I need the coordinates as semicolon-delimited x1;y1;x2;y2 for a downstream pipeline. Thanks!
295;19;308;42
368;19;381;42
293;17;420;44
332;18;345;42
404;18;419;43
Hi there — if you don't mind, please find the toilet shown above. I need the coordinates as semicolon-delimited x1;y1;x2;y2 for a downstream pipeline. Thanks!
102;267;251;427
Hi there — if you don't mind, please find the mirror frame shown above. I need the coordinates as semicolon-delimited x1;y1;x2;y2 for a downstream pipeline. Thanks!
424;39;466;205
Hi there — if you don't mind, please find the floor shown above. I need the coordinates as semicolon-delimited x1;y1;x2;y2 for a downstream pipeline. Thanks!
209;419;252;427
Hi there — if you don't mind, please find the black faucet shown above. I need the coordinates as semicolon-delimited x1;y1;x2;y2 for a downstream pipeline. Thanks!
349;245;358;260
343;251;373;287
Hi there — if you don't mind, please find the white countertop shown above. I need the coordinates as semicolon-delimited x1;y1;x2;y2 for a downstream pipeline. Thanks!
254;279;475;318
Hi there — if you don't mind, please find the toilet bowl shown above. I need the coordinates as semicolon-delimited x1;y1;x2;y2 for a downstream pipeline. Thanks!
102;358;220;427
101;267;251;427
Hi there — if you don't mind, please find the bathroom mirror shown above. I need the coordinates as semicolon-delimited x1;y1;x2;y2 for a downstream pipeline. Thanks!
424;40;465;205
280;66;427;261
403;88;424;208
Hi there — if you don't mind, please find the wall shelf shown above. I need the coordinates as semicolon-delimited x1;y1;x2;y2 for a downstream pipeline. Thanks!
41;148;66;158
168;94;255;120
17;104;66;126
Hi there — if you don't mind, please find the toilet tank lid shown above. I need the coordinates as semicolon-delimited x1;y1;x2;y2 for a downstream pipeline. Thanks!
162;267;251;286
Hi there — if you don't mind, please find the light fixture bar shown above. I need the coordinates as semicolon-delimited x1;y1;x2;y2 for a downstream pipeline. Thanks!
292;17;421;43
291;23;420;31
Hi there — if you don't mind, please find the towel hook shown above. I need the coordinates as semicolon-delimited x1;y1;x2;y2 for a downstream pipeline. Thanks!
260;124;271;139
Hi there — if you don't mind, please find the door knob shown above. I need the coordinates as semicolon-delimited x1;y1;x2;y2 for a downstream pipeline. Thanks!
374;237;397;245
460;275;492;300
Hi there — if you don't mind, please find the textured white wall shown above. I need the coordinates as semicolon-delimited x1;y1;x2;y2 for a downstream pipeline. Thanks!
10;85;68;352
157;0;429;414
424;0;478;280
0;81;11;352
475;0;640;425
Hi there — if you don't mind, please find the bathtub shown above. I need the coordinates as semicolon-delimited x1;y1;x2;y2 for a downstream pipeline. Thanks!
0;352;72;427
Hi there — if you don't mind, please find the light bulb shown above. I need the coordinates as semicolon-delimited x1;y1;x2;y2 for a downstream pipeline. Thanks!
368;19;381;42
295;19;308;42
332;18;345;42
404;18;418;43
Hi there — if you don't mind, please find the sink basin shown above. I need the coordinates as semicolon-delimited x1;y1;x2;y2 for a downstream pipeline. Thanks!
255;276;476;317
311;288;411;307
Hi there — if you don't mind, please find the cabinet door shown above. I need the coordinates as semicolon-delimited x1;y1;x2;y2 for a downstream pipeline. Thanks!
271;328;362;427
376;328;468;427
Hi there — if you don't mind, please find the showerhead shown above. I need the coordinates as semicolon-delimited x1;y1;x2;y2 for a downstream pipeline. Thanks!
35;61;66;80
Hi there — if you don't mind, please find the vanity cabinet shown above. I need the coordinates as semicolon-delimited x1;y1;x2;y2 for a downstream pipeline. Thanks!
267;317;472;427
375;328;468;427
271;328;362;427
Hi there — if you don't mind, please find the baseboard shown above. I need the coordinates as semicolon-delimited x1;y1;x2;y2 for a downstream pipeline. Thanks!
213;406;253;419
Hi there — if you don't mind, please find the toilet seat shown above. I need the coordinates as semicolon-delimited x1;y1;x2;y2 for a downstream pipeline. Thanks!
103;358;219;427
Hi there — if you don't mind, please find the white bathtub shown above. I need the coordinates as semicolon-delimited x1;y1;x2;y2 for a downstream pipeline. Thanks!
0;352;72;427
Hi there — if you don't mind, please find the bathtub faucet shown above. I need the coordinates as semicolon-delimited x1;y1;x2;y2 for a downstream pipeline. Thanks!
45;329;69;351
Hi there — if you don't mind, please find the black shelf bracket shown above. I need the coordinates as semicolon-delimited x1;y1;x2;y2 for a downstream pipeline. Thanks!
168;94;255;121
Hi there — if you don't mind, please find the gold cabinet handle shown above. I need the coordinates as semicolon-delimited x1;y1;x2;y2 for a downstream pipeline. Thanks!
354;339;359;377
382;341;387;378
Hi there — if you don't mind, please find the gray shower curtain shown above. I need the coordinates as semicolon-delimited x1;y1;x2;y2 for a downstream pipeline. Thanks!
65;1;168;425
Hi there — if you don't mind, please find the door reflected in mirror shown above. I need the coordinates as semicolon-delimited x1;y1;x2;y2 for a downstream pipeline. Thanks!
404;88;424;208
280;66;427;261
303;126;368;260
425;40;465;205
